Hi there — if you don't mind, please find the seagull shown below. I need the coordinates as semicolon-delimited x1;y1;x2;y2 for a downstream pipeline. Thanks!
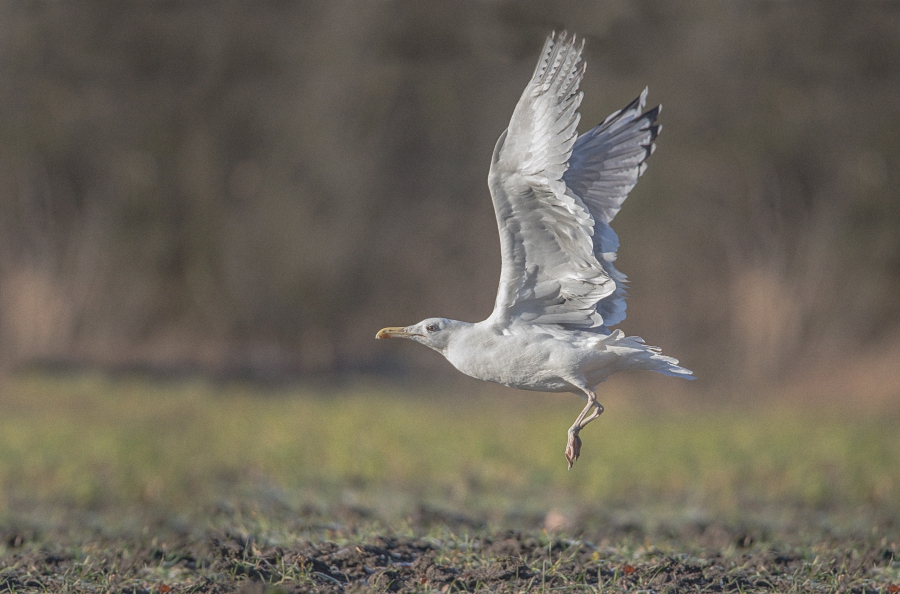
377;32;694;469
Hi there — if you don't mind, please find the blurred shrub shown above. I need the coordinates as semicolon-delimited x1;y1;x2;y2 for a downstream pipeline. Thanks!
0;1;897;384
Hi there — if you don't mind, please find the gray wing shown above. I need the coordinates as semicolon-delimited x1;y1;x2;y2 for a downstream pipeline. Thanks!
563;88;660;329
487;32;615;330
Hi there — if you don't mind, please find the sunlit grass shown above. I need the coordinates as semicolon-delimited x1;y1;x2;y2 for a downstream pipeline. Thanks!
1;373;897;537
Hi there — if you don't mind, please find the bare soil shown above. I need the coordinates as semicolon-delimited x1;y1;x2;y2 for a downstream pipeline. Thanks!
1;508;897;593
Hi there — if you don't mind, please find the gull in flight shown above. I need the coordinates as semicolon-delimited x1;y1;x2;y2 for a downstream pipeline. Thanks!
377;32;694;468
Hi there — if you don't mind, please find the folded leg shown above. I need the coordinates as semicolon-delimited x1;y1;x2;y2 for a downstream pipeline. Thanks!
565;384;604;469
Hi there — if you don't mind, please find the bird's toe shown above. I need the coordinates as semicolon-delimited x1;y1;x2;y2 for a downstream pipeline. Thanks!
565;434;582;469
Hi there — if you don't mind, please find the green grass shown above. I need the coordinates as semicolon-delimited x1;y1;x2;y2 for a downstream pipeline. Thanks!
0;373;898;592
2;374;897;518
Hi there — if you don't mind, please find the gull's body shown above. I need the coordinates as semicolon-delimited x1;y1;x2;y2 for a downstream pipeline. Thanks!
378;33;694;468
432;320;681;394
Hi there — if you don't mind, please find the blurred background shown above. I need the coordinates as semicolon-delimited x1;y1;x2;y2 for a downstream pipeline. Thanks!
0;1;898;401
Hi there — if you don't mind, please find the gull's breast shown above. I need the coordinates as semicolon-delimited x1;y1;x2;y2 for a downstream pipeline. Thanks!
444;327;581;392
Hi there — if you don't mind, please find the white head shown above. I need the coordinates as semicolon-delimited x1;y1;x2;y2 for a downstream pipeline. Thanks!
375;317;462;353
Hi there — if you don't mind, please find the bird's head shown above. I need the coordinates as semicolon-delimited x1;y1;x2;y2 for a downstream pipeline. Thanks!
376;317;459;352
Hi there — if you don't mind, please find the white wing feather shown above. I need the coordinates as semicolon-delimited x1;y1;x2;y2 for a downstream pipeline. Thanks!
487;33;613;330
564;89;661;328
487;32;660;332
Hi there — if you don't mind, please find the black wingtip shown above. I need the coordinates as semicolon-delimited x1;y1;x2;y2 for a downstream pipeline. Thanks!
642;104;661;124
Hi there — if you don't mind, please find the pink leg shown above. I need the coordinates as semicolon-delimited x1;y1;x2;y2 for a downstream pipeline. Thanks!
565;386;604;469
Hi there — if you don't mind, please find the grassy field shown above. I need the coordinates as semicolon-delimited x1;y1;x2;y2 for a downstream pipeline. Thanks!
0;373;898;592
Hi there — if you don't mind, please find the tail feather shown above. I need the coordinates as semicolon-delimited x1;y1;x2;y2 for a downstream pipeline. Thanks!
603;329;695;380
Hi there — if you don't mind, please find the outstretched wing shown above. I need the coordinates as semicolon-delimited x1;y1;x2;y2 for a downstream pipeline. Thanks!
487;32;615;330
563;89;661;329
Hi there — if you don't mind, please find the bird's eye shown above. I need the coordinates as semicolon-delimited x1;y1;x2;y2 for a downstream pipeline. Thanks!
426;324;439;333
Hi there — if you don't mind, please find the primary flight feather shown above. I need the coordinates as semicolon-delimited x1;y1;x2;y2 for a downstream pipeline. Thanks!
377;32;694;468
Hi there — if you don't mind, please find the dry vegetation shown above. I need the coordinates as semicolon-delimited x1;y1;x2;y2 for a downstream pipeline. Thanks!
0;2;898;387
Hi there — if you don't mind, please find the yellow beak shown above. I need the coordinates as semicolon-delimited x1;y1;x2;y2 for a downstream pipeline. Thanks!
375;326;417;339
